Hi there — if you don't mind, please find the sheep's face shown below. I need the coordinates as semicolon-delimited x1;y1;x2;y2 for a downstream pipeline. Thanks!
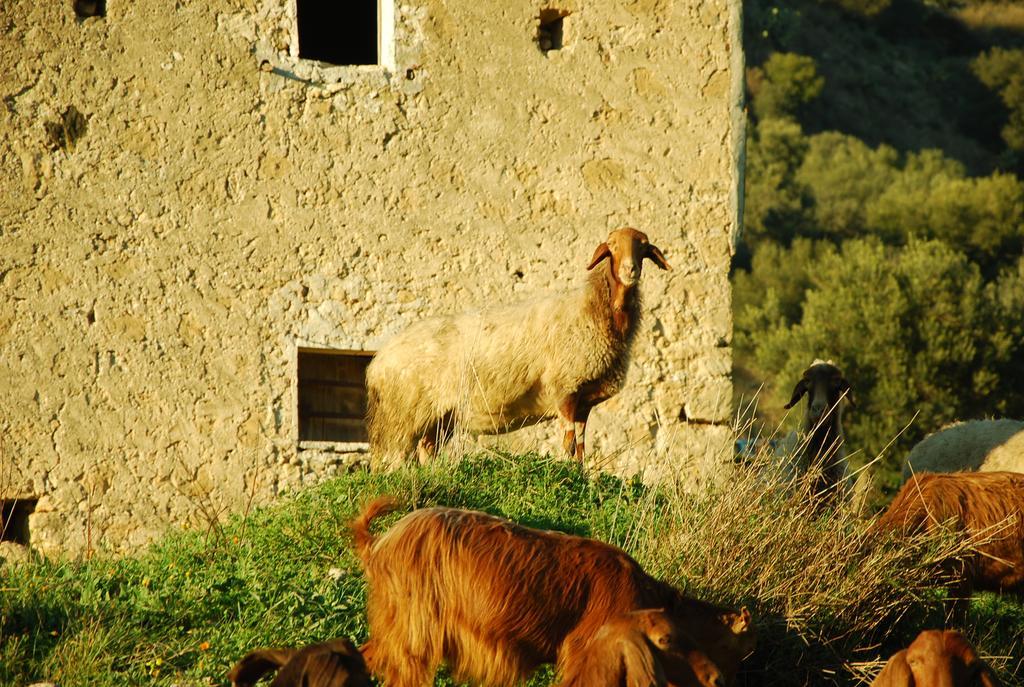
784;361;854;423
905;631;991;687
587;227;671;287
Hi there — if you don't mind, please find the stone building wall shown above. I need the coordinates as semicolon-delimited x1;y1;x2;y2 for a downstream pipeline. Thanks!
0;0;743;555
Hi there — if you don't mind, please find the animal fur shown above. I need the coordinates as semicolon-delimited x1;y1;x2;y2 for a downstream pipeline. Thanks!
871;630;1002;687
902;419;1024;482
228;637;371;687
873;471;1024;595
556;609;725;687
351;498;754;687
365;227;670;466
783;359;855;501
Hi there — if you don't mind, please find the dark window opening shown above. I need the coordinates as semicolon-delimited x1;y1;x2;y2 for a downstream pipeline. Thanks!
1;499;37;545
538;9;569;52
297;0;378;65
73;0;106;18
298;349;374;443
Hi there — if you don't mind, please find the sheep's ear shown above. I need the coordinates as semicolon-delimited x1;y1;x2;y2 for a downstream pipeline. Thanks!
840;377;856;408
872;650;913;687
644;244;672;271
588;242;612;270
784;379;808;410
976;664;1003;687
228;648;295;687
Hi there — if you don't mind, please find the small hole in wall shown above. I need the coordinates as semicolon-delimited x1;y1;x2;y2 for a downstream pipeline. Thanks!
1;498;38;545
45;106;88;152
73;0;105;18
677;407;688;422
538;9;569;53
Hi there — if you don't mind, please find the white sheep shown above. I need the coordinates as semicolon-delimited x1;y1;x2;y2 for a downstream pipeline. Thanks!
365;227;671;467
901;418;1024;482
781;359;857;502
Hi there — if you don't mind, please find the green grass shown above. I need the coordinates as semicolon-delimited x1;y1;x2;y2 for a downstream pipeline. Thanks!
2;453;1022;686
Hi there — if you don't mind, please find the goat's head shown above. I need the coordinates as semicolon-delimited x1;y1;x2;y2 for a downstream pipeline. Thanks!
623;609;726;687
587;227;671;287
875;630;1002;687
784;359;855;425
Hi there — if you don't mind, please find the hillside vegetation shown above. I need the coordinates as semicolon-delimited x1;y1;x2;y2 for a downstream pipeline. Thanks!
735;0;1024;496
2;454;1022;686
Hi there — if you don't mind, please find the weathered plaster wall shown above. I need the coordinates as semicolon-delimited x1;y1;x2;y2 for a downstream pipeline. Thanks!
0;0;742;555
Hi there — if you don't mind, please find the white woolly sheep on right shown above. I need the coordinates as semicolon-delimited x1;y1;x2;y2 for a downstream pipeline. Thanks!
901;418;1024;482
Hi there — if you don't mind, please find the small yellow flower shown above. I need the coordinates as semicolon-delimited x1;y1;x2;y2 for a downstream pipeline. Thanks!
199;641;211;651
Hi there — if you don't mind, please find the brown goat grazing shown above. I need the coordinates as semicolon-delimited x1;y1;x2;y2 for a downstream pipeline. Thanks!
871;630;1002;687
873;472;1024;596
784;359;855;500
557;609;726;687
365;227;671;466
228;638;372;687
352;498;755;687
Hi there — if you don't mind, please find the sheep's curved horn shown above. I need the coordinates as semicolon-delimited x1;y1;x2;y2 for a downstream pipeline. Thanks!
784;379;808;410
645;244;672;270
587;242;612;270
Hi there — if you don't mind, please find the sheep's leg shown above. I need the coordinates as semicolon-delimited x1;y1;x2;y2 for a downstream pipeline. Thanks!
572;404;593;462
559;395;580;457
416;435;437;465
572;385;613;462
416;412;455;464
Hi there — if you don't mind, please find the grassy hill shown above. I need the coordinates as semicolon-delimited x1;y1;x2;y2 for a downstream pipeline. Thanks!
3;454;1022;686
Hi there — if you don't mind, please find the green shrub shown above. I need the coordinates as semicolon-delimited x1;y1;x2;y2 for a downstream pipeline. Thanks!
734;238;837;353
869;168;1024;265
747;239;1024;491
795;132;900;239
743;117;812;244
751;53;826;121
972;48;1024;154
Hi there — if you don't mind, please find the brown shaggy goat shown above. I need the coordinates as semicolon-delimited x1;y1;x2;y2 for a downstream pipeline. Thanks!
871;630;1002;687
873;471;1024;596
557;609;726;687
352;498;755;687
228;638;372;687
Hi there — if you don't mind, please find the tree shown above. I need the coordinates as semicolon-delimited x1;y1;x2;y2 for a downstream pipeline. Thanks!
795;132;899;239
748;239;1024;491
750;53;825;121
733;238;836;355
742;117;812;245
869;168;1024;268
972;48;1024;154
